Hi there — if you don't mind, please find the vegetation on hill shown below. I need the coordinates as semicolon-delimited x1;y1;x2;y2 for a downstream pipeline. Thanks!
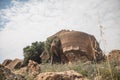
40;60;120;80
22;35;61;66
44;37;54;58
18;30;119;80
44;36;60;55
22;41;44;66
13;59;120;80
22;30;105;65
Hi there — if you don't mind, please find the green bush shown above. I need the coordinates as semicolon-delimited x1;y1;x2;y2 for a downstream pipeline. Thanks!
22;41;44;66
44;36;61;61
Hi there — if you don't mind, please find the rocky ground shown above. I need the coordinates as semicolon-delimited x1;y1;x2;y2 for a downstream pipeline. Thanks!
0;64;25;80
0;50;120;80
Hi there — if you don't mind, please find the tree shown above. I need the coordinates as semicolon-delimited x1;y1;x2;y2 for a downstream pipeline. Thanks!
22;41;44;66
44;36;59;58
44;36;62;64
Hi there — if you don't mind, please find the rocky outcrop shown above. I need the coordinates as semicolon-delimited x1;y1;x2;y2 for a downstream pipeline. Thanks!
6;58;22;70
47;30;105;63
2;59;12;66
15;60;41;79
27;60;41;78
36;70;83;80
108;50;120;65
0;64;25;80
108;50;120;60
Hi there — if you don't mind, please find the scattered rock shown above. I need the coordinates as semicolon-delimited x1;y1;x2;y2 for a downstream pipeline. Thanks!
107;50;120;65
15;67;27;76
0;64;25;80
27;60;41;78
36;70;83;80
2;59;12;66
108;50;120;60
15;60;41;79
6;58;22;70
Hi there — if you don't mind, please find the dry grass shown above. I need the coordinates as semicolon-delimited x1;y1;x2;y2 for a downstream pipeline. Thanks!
40;60;120;80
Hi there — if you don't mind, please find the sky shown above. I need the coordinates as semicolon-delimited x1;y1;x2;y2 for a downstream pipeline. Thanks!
0;0;120;63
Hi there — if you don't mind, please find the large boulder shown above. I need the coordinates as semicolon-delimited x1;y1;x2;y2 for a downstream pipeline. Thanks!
45;30;105;63
2;59;12;66
6;58;22;70
27;60;41;78
15;60;41;79
0;64;25;80
107;50;120;65
108;50;120;60
36;70;83;80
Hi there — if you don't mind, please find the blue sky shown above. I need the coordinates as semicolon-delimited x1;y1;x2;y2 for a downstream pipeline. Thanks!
0;0;11;9
0;0;120;63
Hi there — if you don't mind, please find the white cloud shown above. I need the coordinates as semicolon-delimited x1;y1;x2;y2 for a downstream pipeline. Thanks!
0;0;120;63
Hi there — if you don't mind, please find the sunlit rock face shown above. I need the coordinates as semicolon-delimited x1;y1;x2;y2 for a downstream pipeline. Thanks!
2;59;12;66
36;70;83;80
108;50;120;65
0;64;25;80
6;58;22;70
49;30;105;63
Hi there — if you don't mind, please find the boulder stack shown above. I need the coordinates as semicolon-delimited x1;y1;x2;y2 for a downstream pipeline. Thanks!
2;59;12;66
15;60;41;79
0;64;25;80
6;58;22;70
27;60;41;78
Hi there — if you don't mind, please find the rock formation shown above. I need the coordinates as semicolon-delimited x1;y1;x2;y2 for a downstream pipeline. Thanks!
2;59;12;66
15;60;41;79
36;70;83;80
108;50;120;60
6;58;22;70
43;30;105;63
59;30;104;62
108;50;120;65
0;64;25;80
27;60;41;78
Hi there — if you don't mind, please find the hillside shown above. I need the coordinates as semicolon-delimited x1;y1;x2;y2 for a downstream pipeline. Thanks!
0;30;120;80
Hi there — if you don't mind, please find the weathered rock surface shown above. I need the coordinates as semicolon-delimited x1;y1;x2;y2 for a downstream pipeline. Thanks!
108;50;120;66
0;64;25;80
27;60;41;78
15;60;41;79
46;30;105;63
108;50;120;60
36;70;83;80
2;59;12;66
6;58;22;70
